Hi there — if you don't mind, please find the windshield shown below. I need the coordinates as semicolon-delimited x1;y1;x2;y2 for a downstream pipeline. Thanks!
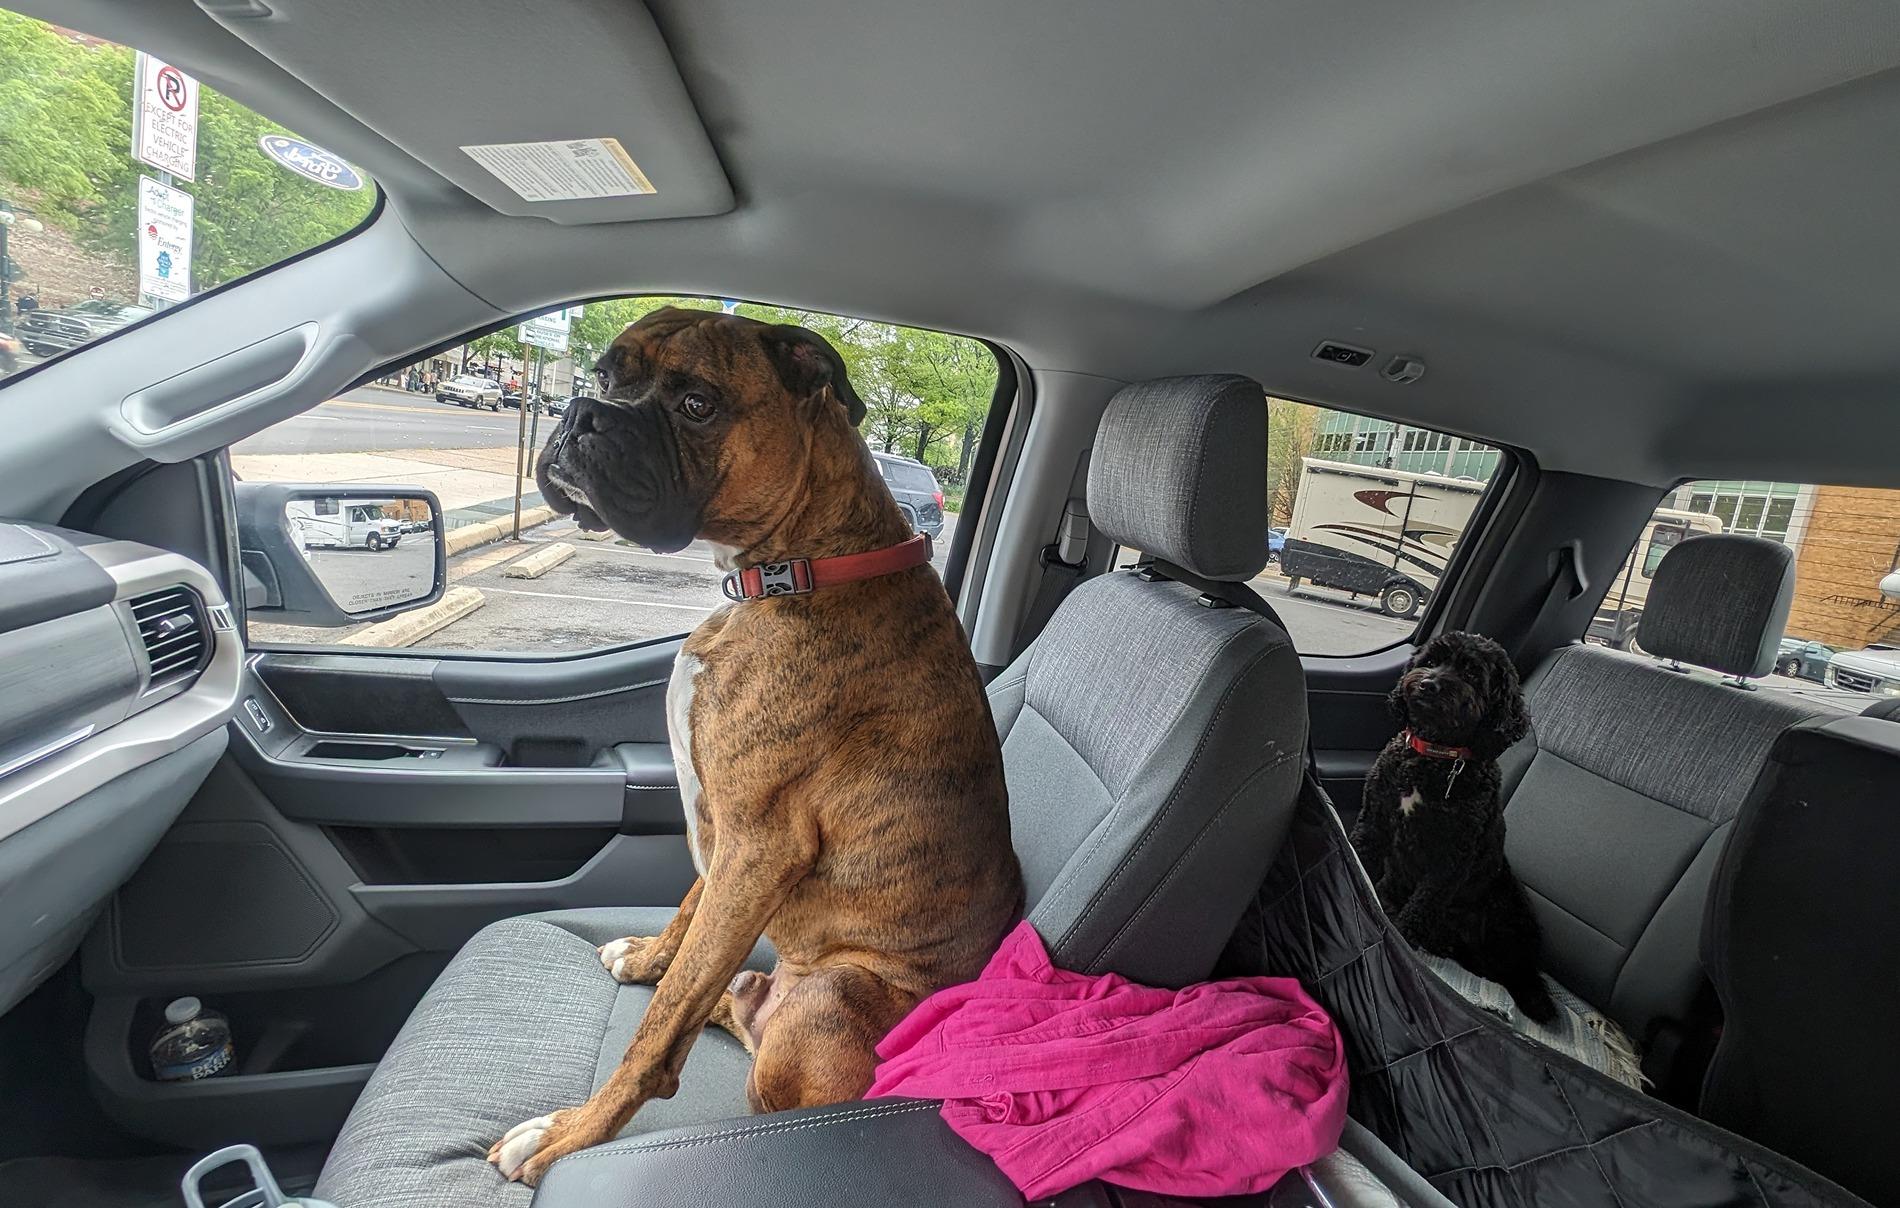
0;9;376;381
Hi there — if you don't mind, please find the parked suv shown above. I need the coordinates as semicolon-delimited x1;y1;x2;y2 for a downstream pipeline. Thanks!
435;374;502;410
17;299;154;357
873;451;946;538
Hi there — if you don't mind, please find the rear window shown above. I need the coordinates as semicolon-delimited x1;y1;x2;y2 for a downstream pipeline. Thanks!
1117;401;1505;656
0;8;375;381
1602;480;1900;708
880;460;939;492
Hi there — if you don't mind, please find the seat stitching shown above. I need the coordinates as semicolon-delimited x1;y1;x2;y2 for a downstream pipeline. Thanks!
1428;1118;1663;1179
551;1101;940;1165
1059;633;1287;960
1086;747;1297;972
1040;615;1267;937
1551;1077;1629;1208
1522;885;1623;946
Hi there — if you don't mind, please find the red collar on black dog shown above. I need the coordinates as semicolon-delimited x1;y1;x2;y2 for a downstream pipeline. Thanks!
722;533;932;602
1405;730;1474;761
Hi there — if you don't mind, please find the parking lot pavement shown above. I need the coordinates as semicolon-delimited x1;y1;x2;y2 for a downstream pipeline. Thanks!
302;536;440;613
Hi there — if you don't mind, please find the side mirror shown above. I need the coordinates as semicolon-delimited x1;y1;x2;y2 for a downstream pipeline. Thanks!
235;483;446;627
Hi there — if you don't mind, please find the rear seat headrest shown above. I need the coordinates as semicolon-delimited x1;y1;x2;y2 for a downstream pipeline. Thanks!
1640;534;1794;678
1087;375;1268;582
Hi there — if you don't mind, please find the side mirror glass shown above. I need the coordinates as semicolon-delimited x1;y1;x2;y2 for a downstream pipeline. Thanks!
236;483;445;627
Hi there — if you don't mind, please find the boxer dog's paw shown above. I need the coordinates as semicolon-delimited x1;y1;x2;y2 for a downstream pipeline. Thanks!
489;1108;594;1186
598;935;666;984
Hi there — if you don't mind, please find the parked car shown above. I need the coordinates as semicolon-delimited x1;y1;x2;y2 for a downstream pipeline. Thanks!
1775;637;1835;682
543;395;572;418
1824;643;1900;695
1267;526;1287;563
872;452;947;539
435;374;502;410
16;300;153;357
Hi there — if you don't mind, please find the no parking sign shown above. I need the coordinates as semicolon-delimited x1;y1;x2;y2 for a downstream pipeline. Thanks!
132;52;198;181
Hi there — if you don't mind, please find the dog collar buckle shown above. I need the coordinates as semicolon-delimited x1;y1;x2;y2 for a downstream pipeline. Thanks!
723;559;814;602
722;534;933;603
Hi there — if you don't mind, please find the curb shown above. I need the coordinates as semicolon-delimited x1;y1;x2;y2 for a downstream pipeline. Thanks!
340;586;485;648
502;542;576;579
445;505;557;556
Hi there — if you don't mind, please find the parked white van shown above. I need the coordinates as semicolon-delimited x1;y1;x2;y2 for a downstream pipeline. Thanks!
287;499;405;551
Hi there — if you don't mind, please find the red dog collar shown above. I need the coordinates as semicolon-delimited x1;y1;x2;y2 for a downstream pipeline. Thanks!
1405;730;1473;761
722;533;932;602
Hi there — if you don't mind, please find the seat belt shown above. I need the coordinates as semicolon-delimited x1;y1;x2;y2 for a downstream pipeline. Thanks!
1018;498;1091;645
1512;541;1588;676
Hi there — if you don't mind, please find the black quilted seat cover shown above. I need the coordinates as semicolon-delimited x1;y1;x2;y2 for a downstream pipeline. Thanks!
1217;780;1869;1208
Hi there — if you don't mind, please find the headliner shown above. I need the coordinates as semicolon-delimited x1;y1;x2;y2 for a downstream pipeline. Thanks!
26;0;1900;487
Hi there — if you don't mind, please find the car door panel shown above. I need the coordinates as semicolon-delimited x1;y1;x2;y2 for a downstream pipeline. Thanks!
80;637;700;1150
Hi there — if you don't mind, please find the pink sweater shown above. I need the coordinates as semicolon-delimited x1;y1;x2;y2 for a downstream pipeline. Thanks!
866;921;1348;1199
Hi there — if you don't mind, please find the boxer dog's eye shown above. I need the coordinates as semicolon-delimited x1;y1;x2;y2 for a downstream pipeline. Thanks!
679;393;716;423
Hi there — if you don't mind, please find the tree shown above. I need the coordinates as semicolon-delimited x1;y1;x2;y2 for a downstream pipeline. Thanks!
1266;397;1321;525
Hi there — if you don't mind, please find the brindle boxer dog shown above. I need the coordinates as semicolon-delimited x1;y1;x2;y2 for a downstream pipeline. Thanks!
487;307;1022;1185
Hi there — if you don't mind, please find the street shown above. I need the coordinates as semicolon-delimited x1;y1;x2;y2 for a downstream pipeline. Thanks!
228;386;1475;659
234;386;530;455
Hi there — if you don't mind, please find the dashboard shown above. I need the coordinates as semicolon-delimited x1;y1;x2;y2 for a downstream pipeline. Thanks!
0;522;240;1016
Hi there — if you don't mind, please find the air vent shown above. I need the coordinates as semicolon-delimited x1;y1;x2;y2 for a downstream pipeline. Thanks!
130;587;212;689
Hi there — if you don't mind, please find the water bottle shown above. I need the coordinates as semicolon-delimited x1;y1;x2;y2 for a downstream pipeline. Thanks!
151;996;234;1082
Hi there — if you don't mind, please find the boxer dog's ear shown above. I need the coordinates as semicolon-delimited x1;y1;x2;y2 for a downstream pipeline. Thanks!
760;325;866;427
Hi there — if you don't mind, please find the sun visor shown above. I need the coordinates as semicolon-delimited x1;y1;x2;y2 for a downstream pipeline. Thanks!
196;0;733;225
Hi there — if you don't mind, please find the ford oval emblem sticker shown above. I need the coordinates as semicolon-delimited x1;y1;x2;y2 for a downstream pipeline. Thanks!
257;135;365;191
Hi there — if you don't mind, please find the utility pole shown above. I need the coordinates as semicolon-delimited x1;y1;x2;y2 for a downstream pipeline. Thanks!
512;343;538;540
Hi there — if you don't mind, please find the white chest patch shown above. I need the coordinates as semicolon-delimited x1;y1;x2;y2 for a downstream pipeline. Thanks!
668;651;709;875
1399;789;1422;817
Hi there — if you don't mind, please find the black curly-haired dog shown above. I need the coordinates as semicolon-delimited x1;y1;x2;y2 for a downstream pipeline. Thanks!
1350;631;1556;1022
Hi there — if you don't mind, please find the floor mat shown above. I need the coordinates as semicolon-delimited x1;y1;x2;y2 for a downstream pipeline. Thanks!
0;1146;324;1208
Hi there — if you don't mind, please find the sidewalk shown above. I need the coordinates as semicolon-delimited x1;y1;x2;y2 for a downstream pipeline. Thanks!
231;446;543;527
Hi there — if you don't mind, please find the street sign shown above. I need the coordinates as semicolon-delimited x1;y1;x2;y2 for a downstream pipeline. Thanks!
519;310;571;353
137;175;193;303
132;52;198;181
257;135;365;191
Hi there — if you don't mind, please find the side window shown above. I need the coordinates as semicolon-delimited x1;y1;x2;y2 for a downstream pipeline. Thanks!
237;297;997;652
1117;401;1504;656
0;8;375;382
1605;480;1900;707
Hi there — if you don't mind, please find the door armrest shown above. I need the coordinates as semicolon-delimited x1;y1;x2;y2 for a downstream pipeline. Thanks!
597;742;685;835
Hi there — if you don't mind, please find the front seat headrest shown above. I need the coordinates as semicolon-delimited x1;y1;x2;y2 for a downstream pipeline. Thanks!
1639;533;1794;678
1087;375;1267;582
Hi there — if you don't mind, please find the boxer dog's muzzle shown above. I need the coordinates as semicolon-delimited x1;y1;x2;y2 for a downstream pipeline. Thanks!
534;306;865;555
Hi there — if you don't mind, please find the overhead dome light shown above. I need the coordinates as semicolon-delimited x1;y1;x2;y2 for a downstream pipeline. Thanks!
1880;570;1900;600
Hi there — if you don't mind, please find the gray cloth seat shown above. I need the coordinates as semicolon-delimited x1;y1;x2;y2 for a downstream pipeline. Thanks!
1497;533;1828;1048
315;374;1309;1207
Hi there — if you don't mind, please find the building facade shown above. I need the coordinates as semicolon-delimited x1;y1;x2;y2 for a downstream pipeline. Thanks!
1308;411;1501;480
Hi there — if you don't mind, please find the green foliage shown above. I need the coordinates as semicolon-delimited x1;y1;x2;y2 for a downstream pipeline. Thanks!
560;296;995;486
0;10;375;295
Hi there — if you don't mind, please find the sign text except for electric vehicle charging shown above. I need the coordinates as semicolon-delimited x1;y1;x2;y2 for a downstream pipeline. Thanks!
132;52;198;181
